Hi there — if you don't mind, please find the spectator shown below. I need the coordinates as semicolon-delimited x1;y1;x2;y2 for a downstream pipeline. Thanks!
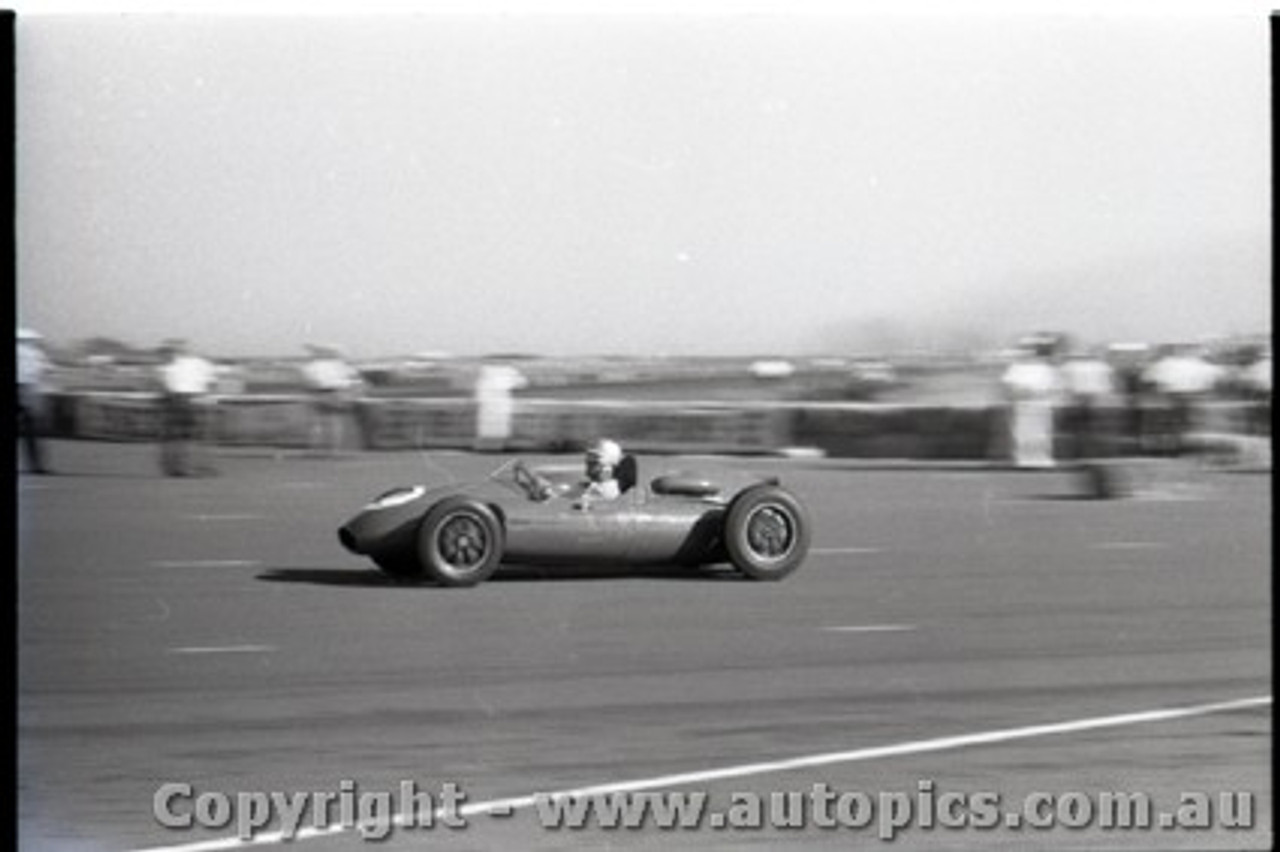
17;328;53;474
1107;343;1153;455
301;344;364;456
156;339;217;476
1142;343;1222;456
1240;349;1271;437
474;364;528;452
1000;336;1064;469
1060;344;1117;462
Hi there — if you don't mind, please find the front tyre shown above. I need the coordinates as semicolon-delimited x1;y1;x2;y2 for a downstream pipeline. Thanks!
417;498;505;587
724;486;810;581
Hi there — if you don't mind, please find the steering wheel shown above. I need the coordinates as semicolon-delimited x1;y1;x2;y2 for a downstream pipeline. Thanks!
513;461;553;502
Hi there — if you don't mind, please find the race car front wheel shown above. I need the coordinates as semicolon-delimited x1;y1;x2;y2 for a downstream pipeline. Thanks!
724;485;811;581
417;498;505;587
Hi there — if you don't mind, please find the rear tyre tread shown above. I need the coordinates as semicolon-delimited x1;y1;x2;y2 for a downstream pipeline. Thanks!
723;485;811;581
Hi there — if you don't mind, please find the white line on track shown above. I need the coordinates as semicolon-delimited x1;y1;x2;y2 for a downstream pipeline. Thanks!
823;624;916;633
130;694;1271;852
169;645;275;655
185;514;264;522
1092;542;1165;551
150;560;262;569
811;547;883;555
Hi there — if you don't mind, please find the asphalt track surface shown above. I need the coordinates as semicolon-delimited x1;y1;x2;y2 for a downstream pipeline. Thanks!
18;441;1272;851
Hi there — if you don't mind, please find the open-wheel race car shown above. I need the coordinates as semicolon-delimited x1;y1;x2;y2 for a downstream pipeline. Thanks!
338;455;811;587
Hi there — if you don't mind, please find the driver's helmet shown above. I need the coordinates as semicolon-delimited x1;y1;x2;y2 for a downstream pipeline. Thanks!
586;439;624;472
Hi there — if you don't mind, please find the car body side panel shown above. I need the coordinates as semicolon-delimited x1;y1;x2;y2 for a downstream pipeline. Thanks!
500;485;735;565
501;490;637;563
626;491;728;564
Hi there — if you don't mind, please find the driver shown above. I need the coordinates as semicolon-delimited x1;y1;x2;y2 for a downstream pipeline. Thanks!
575;438;624;508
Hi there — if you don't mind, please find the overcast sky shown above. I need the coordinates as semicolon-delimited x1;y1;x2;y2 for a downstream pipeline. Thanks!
16;12;1271;358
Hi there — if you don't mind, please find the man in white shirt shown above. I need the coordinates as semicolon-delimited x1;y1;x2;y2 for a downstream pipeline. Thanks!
1142;344;1222;456
1060;346;1116;461
301;344;363;456
474;364;528;452
1000;338;1064;469
157;339;217;476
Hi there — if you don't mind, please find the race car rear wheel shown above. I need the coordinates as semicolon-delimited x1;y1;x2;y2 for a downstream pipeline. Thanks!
724;485;810;581
417;498;505;587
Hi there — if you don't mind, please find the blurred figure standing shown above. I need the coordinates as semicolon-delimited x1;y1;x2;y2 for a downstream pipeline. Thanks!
301;344;364;457
16;328;53;474
1000;336;1064;469
474;364;528;452
1060;344;1117;462
157;339;217;477
1106;343;1152;455
1241;348;1271;437
1061;344;1124;498
1142;343;1221;457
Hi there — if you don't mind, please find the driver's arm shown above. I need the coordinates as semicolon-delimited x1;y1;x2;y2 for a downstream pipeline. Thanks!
573;480;619;510
530;473;554;501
